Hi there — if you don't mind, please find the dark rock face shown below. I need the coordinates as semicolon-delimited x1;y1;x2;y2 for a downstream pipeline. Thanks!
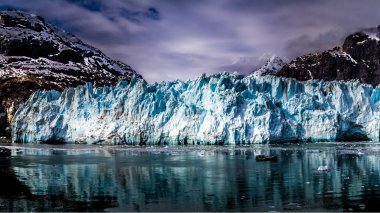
276;26;380;86
0;147;10;157
0;10;142;136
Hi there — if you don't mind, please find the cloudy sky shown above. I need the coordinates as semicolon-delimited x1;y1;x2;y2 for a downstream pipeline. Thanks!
1;0;380;82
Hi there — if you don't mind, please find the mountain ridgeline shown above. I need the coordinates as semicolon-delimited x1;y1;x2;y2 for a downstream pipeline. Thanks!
275;26;380;86
0;10;142;136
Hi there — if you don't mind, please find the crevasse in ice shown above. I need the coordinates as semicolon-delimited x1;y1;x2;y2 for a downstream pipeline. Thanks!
11;72;380;144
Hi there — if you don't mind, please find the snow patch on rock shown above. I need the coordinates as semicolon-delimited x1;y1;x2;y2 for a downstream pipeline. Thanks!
248;56;286;77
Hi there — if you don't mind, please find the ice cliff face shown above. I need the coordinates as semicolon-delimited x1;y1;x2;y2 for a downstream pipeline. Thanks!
11;73;380;144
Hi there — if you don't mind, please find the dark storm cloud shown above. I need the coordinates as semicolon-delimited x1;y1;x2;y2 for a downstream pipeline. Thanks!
66;0;102;12
66;0;160;22
285;30;346;58
1;0;380;82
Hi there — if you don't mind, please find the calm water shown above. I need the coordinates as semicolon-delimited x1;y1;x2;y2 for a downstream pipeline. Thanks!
0;143;380;211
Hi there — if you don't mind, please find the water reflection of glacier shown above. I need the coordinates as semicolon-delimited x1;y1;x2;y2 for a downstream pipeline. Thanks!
9;144;380;211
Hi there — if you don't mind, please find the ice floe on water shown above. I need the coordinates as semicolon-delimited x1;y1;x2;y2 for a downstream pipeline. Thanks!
2;142;380;157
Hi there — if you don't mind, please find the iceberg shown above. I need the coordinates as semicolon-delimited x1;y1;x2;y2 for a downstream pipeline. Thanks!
11;72;380;144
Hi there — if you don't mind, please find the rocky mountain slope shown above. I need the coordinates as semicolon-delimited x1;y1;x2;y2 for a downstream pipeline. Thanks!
276;26;380;85
0;10;142;136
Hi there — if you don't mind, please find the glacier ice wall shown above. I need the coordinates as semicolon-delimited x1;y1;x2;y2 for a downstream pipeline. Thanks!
11;73;380;144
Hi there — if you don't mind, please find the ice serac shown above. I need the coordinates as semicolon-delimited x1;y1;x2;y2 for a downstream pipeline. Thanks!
11;73;380;144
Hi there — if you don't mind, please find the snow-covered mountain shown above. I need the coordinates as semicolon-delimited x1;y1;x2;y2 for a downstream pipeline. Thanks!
276;26;380;85
248;56;286;77
12;72;380;144
0;10;142;136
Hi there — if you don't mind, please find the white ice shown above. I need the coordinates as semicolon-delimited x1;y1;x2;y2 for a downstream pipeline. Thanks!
11;73;380;144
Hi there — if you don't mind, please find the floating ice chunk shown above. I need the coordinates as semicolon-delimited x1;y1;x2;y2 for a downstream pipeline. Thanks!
306;149;322;153
317;166;330;171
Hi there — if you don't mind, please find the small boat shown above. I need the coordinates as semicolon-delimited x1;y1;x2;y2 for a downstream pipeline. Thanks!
255;155;278;161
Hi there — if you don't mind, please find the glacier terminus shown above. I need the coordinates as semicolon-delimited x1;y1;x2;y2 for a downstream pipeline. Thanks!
11;73;380;144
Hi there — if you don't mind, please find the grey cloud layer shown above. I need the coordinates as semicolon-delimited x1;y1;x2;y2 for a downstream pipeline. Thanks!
2;0;380;82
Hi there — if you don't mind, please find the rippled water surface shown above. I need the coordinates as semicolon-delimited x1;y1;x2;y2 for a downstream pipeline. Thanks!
0;142;380;211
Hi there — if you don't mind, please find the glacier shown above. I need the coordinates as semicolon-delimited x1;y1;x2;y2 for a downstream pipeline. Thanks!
11;72;380;144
